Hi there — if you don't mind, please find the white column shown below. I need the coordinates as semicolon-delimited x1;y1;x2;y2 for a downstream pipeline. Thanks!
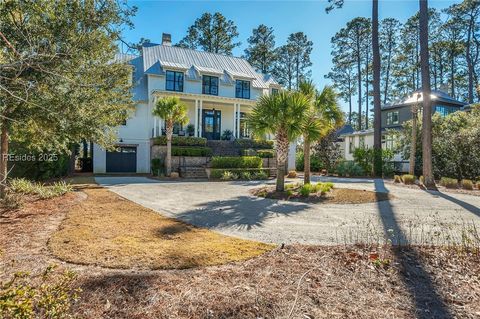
236;104;241;138
194;99;199;137
198;100;203;137
233;103;237;138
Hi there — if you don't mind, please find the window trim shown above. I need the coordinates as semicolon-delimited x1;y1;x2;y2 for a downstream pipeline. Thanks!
386;111;399;126
202;75;219;96
235;80;251;99
165;70;184;92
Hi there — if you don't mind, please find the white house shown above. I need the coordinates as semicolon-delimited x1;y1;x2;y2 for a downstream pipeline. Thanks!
93;33;283;174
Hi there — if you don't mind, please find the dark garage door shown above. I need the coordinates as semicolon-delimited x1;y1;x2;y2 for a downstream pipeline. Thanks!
106;146;137;173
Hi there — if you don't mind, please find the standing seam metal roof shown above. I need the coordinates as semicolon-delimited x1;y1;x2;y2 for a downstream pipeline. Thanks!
142;44;278;89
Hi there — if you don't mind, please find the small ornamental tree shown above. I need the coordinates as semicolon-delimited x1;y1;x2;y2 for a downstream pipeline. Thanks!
152;97;189;176
248;91;309;191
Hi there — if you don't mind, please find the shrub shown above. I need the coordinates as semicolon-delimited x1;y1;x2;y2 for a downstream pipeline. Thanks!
210;168;269;180
186;124;195;136
440;177;458;189
220;171;236;181
153;136;207;147
393;175;401;183
211;156;262;169
256;149;274;158
1;192;24;209
0;265;80;318
419;175;425;185
295;152;324;172
241;149;257;156
171;147;212;157
335;161;365;177
8;178;72;199
461;179;474;190
401;174;416;185
240;171;252;180
235;139;274;149
253;170;269;180
299;183;313;196
8;148;70;181
287;171;297;178
151;158;164;176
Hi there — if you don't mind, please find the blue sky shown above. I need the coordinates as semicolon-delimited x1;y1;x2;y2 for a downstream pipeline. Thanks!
123;0;460;111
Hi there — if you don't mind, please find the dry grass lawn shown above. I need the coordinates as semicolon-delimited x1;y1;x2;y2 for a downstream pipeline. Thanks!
49;185;273;270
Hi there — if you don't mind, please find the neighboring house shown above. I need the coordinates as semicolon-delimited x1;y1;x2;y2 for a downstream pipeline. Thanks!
339;90;467;172
93;33;281;174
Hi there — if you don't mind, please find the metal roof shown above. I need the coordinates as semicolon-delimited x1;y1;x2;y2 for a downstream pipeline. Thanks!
142;44;278;89
382;89;466;110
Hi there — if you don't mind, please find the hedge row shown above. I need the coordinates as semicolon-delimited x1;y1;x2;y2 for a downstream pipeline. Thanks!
210;156;263;169
172;147;212;157
241;149;275;158
235;139;274;149
210;168;270;179
153;136;207;147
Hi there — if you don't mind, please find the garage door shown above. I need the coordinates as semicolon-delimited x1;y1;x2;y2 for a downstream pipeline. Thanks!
106;146;137;173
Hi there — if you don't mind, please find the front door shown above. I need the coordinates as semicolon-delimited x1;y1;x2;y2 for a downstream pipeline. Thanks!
202;109;221;140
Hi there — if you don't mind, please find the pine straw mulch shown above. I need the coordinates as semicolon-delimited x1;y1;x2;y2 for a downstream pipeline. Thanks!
251;186;392;204
1;177;480;318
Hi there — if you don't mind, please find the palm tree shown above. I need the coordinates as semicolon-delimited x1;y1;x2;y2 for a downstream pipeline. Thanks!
419;0;435;188
299;81;343;184
248;91;309;191
152;96;189;176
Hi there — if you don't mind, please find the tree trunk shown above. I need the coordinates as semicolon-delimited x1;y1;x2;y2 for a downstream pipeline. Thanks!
384;47;392;105
365;47;369;130
419;0;436;189
0;123;9;198
409;104;418;176
356;28;363;130
275;131;289;192
68;144;76;176
466;15;474;104
450;52;455;97
165;122;173;176
372;0;383;177
303;138;311;184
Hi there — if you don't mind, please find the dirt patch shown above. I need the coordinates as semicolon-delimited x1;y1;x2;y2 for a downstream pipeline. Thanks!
49;186;273;270
251;186;392;204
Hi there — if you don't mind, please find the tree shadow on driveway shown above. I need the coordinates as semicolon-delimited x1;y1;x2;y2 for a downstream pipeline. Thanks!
426;190;480;218
374;179;452;319
175;195;310;231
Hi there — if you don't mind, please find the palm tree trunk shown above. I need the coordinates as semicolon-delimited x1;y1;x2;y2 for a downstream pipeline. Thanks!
0;122;9;198
303;138;311;184
409;105;418;176
165;122;173;176
275;131;289;192
372;0;383;177
419;0;435;189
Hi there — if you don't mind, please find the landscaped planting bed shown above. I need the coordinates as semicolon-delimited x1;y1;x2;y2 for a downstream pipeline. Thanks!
252;182;391;204
152;136;207;147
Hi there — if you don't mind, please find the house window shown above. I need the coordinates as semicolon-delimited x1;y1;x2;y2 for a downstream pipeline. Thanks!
382;134;396;150
348;136;354;154
239;112;250;138
435;105;457;117
166;70;184;92
271;88;279;95
202;75;219;95
386;111;399;125
359;136;365;148
235;80;250;99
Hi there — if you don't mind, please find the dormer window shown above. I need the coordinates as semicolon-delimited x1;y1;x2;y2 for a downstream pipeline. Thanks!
202;75;219;95
166;70;184;92
235;80;250;99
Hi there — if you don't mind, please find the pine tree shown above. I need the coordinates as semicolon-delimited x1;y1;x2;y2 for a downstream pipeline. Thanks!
244;24;277;74
176;12;240;55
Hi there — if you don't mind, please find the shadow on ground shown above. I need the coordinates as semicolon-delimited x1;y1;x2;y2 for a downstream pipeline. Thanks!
374;179;452;319
175;195;310;230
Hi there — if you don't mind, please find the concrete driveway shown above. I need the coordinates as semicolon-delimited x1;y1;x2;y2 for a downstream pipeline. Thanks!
95;176;480;245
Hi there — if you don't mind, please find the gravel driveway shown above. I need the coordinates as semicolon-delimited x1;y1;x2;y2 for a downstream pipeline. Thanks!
95;176;480;245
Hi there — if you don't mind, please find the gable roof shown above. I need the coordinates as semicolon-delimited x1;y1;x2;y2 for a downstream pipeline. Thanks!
142;44;278;89
382;89;466;110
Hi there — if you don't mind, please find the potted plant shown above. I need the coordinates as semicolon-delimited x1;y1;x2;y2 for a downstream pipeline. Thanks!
186;124;195;137
221;129;233;141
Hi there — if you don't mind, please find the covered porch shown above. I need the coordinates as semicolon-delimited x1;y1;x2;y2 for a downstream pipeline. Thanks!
151;91;255;140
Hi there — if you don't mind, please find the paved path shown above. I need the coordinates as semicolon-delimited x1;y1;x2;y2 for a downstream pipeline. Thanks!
95;176;480;245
